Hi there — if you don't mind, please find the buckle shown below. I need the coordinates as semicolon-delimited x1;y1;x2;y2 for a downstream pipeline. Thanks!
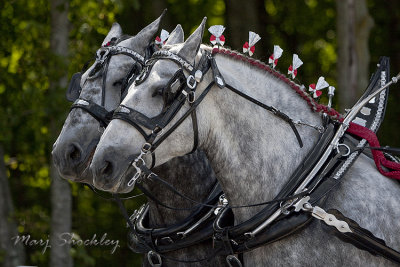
186;75;197;89
188;91;196;104
226;255;243;267
147;251;162;267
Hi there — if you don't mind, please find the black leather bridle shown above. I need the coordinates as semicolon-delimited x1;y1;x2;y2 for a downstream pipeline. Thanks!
66;38;151;127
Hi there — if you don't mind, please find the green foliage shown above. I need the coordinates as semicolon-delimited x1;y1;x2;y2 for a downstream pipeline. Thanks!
0;0;399;266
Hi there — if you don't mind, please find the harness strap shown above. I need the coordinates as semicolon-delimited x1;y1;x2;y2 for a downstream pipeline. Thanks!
190;109;199;153
70;99;111;127
101;56;111;106
138;166;312;210
321;208;400;264
347;122;400;179
150;81;215;152
224;83;303;148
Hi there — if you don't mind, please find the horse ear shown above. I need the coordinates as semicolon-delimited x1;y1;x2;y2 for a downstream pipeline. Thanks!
124;9;167;56
165;24;184;45
177;17;207;64
102;23;123;47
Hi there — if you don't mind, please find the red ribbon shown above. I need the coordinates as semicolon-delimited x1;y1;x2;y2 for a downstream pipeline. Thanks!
347;122;400;179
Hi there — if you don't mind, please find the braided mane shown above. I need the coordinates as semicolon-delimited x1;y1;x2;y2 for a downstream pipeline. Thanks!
212;47;344;122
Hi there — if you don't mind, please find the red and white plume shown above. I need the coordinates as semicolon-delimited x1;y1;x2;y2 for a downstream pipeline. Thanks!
288;54;303;79
155;29;169;47
309;76;329;98
243;31;261;56
209;25;226;46
268;45;283;68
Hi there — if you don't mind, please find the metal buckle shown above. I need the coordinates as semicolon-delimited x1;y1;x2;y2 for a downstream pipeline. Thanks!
186;75;197;89
151;126;163;136
226;255;243;267
188;91;196;104
96;48;110;64
147;251;162;267
336;143;351;157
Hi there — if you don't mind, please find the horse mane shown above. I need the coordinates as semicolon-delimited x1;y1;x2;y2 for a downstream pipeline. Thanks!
211;47;344;122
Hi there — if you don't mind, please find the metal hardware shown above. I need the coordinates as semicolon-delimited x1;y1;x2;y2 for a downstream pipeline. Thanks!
147;251;162;267
294;120;324;133
188;91;196;104
126;204;145;227
152;127;163;136
327;86;335;108
127;149;148;187
293;196;311;212
311;206;352;233
187;75;197;89
216;76;225;87
141;142;152;153
195;70;203;82
177;207;215;239
96;48;110;65
336;143;351;157
226;255;243;267
292;198;352;233
119;106;131;113
214;194;228;215
76;99;89;106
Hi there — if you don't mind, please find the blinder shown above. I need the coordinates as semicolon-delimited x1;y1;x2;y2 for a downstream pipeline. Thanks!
152;69;187;111
66;72;83;102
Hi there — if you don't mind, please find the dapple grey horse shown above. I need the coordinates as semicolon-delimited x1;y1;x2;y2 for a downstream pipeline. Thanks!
52;15;225;267
90;17;400;266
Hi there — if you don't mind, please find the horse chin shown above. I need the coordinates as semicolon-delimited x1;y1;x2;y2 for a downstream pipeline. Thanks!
63;146;96;184
109;170;135;194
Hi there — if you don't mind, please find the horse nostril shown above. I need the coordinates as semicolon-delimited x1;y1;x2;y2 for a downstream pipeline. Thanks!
68;144;81;162
101;160;113;176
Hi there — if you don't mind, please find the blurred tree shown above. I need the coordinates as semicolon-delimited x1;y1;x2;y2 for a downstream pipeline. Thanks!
0;146;25;267
49;0;72;266
337;0;373;110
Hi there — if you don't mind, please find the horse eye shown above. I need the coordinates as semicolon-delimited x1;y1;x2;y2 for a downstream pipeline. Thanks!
112;79;124;87
152;87;164;97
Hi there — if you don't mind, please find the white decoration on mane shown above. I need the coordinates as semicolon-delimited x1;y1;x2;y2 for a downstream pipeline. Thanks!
248;31;261;47
208;25;225;38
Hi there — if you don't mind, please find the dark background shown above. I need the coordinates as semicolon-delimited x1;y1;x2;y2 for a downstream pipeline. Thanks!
0;0;399;266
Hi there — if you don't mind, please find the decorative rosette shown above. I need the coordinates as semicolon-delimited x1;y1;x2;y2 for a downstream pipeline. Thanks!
268;45;283;68
209;25;226;46
243;31;261;56
155;29;170;47
309;76;329;98
288;54;303;79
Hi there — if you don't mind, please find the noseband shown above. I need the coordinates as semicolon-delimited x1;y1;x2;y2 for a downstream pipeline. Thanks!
67;39;150;127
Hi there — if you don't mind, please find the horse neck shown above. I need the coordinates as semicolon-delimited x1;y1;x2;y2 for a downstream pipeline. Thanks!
199;52;323;224
142;150;217;227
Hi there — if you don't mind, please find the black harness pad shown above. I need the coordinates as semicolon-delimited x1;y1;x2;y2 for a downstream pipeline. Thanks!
66;72;82;102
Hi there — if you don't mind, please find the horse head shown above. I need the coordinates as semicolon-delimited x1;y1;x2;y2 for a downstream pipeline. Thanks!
52;12;167;183
90;18;208;192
